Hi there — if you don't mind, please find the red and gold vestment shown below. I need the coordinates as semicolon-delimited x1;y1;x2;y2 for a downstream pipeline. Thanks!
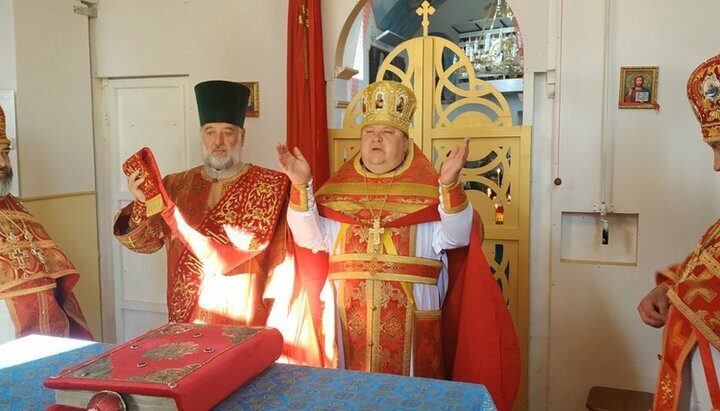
654;219;720;410
0;195;92;340
291;145;520;411
114;164;290;327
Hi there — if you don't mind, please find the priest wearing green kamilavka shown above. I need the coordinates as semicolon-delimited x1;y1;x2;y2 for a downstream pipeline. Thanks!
113;80;321;365
114;80;291;326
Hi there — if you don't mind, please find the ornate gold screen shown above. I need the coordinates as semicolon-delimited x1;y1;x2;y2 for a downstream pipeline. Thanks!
328;30;531;410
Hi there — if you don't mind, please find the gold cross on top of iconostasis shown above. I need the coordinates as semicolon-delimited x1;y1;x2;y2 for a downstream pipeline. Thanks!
416;1;436;37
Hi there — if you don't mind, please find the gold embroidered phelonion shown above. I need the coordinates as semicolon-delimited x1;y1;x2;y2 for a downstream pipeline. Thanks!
0;207;48;274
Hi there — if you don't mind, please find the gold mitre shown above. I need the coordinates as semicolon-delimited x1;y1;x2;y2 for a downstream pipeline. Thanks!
687;53;720;143
360;80;416;134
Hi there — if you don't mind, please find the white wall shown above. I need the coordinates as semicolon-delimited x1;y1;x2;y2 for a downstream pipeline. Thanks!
13;0;95;196
0;0;96;214
92;0;288;170
0;0;18;197
0;0;101;338
549;1;720;410
91;0;190;78
0;0;16;90
321;0;357;78
528;71;553;410
321;0;360;130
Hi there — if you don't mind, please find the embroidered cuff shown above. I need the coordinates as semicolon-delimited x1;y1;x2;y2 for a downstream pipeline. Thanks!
130;200;148;228
440;180;468;214
656;265;679;286
290;181;311;212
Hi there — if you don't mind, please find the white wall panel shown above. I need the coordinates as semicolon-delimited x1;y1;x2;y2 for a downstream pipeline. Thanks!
92;0;190;78
14;0;94;196
114;83;189;177
0;0;16;90
105;77;190;342
549;1;720;410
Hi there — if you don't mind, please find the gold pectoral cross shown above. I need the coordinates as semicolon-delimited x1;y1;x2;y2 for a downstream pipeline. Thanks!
9;247;29;269
31;244;48;272
369;217;384;251
5;230;18;244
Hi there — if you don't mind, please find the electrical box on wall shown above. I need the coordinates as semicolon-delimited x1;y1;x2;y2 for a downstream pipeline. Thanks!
560;212;639;266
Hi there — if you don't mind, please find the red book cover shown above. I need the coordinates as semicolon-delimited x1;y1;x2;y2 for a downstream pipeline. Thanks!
43;323;283;411
122;147;170;217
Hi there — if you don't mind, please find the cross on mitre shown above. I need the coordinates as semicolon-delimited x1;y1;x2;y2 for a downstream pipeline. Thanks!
416;1;436;37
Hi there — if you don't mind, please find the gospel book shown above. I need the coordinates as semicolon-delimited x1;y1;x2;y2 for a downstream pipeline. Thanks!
122;146;169;217
43;323;283;411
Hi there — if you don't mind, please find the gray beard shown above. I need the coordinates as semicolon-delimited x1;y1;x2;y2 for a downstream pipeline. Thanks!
201;143;244;177
205;153;233;170
0;167;12;197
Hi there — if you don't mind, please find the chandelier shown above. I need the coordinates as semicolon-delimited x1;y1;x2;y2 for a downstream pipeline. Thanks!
457;0;523;79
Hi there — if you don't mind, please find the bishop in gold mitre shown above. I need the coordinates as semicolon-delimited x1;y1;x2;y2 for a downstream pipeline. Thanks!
275;80;520;411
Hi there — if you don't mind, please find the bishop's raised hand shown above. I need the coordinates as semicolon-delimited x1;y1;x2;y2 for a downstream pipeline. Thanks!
274;143;312;185
439;137;471;185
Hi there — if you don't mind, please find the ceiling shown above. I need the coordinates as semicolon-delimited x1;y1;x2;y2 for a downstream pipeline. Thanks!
370;0;514;46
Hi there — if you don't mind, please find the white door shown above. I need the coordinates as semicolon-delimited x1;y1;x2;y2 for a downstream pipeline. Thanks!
99;77;191;343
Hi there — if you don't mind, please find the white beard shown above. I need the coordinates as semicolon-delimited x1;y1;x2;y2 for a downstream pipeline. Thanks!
202;142;244;173
0;167;12;197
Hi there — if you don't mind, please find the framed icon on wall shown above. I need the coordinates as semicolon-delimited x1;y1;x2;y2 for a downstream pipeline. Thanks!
241;81;259;117
618;66;659;109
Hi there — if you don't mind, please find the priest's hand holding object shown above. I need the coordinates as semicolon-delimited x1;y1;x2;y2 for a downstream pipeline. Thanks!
127;169;146;203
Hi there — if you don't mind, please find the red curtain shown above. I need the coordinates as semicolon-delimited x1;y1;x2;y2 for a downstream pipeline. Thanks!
287;0;329;187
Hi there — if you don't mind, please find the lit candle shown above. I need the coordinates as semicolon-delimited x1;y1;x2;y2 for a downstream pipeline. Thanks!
486;187;492;198
496;168;501;186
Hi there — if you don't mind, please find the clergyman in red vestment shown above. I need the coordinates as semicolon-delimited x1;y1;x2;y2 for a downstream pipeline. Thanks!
275;80;520;411
638;53;720;410
113;81;293;331
0;104;93;343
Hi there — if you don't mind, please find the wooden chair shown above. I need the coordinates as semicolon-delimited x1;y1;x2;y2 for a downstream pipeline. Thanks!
586;386;654;411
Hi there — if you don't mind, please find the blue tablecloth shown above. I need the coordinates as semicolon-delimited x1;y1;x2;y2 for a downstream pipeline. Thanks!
0;343;496;410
